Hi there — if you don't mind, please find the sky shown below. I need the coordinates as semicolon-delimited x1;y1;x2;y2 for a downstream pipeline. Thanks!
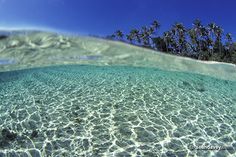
0;0;235;37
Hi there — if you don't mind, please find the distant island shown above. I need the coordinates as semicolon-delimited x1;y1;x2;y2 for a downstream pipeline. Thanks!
106;19;236;64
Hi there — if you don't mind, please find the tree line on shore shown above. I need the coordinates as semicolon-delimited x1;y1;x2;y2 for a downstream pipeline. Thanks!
106;19;236;64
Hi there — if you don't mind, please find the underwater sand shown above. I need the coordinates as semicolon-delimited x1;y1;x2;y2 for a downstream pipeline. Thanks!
0;31;236;157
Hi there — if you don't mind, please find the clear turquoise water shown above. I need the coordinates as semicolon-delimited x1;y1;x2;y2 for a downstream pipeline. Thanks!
0;64;235;156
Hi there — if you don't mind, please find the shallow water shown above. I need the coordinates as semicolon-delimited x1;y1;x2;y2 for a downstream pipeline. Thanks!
0;31;236;156
0;65;236;156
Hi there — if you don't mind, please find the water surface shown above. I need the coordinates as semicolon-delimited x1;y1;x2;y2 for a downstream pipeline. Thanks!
0;31;236;156
0;31;235;80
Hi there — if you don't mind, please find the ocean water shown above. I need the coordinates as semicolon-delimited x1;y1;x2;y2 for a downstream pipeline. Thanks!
0;31;236;157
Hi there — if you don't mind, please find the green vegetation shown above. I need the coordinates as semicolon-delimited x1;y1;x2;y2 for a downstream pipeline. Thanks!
107;19;236;64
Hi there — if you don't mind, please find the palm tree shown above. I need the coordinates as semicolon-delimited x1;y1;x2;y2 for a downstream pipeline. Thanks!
151;20;161;30
208;22;216;40
130;29;141;44
163;31;172;53
205;37;214;54
226;33;233;46
169;28;178;53
192;19;203;52
126;34;133;43
225;33;233;57
115;30;124;41
151;20;160;36
193;19;202;29
188;28;197;51
172;23;187;54
140;26;152;47
207;22;218;54
149;20;161;48
200;27;210;50
214;26;224;54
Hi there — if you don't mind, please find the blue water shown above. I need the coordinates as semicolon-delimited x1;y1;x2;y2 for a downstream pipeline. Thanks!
0;64;235;156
